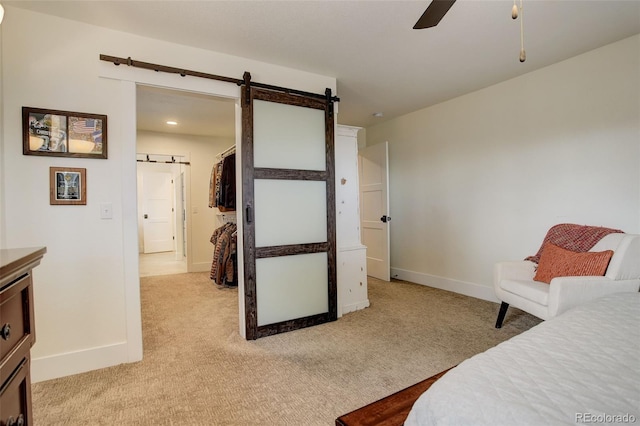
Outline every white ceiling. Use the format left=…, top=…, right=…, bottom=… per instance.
left=7, top=1, right=640, bottom=137
left=136, top=86, right=236, bottom=138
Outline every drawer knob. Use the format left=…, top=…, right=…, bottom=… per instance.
left=0, top=323, right=10, bottom=340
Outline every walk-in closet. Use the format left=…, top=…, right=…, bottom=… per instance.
left=209, top=145, right=238, bottom=288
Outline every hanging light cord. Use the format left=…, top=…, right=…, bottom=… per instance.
left=512, top=0, right=526, bottom=62
left=519, top=0, right=526, bottom=62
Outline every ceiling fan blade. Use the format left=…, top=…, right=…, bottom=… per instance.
left=413, top=0, right=457, bottom=29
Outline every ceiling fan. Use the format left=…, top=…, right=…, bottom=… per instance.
left=413, top=0, right=456, bottom=29
left=413, top=0, right=527, bottom=62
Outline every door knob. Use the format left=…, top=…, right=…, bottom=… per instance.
left=144, top=214, right=148, bottom=219
left=380, top=215, right=391, bottom=223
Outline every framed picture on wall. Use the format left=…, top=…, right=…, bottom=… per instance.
left=50, top=167, right=87, bottom=205
left=23, top=107, right=108, bottom=159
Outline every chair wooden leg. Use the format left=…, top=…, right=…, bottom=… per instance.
left=495, top=302, right=509, bottom=329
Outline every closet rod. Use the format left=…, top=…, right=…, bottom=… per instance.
left=218, top=145, right=236, bottom=158
left=137, top=154, right=191, bottom=165
left=99, top=54, right=340, bottom=103
left=137, top=159, right=191, bottom=165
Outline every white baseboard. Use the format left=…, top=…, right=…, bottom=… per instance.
left=390, top=267, right=499, bottom=303
left=32, top=342, right=130, bottom=383
left=341, top=299, right=370, bottom=316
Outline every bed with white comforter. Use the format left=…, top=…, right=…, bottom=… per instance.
left=405, top=292, right=640, bottom=426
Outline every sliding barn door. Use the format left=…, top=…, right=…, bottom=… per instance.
left=242, top=85, right=336, bottom=339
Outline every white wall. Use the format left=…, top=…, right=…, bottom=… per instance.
left=0, top=6, right=335, bottom=382
left=0, top=25, right=5, bottom=248
left=137, top=131, right=234, bottom=270
left=365, top=35, right=640, bottom=301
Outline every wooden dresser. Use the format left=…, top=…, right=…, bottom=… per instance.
left=0, top=247, right=46, bottom=426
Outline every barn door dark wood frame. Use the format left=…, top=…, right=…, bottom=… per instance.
left=242, top=81, right=337, bottom=340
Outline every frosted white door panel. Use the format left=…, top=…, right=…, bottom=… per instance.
left=254, top=179, right=327, bottom=247
left=254, top=100, right=326, bottom=171
left=256, top=253, right=329, bottom=326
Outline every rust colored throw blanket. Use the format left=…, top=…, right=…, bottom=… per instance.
left=525, top=223, right=623, bottom=264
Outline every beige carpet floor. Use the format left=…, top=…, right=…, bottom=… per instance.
left=32, top=273, right=540, bottom=425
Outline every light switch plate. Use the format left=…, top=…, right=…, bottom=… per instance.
left=100, top=202, right=113, bottom=219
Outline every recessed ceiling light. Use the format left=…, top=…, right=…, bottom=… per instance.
left=372, top=112, right=383, bottom=118
left=166, top=121, right=178, bottom=125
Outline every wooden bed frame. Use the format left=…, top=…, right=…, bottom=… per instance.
left=335, top=367, right=453, bottom=426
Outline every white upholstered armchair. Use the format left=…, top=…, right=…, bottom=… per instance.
left=494, top=232, right=640, bottom=328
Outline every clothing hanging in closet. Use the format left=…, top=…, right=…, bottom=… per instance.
left=208, top=153, right=236, bottom=211
left=210, top=222, right=237, bottom=287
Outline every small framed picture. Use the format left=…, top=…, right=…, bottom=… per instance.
left=23, top=107, right=107, bottom=159
left=50, top=167, right=87, bottom=205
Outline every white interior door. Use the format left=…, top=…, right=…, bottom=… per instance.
left=142, top=171, right=175, bottom=253
left=242, top=85, right=337, bottom=340
left=359, top=142, right=390, bottom=281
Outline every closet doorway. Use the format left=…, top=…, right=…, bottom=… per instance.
left=136, top=85, right=236, bottom=278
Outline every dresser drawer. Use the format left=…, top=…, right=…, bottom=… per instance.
left=0, top=273, right=33, bottom=363
left=0, top=356, right=31, bottom=426
left=0, top=248, right=44, bottom=426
